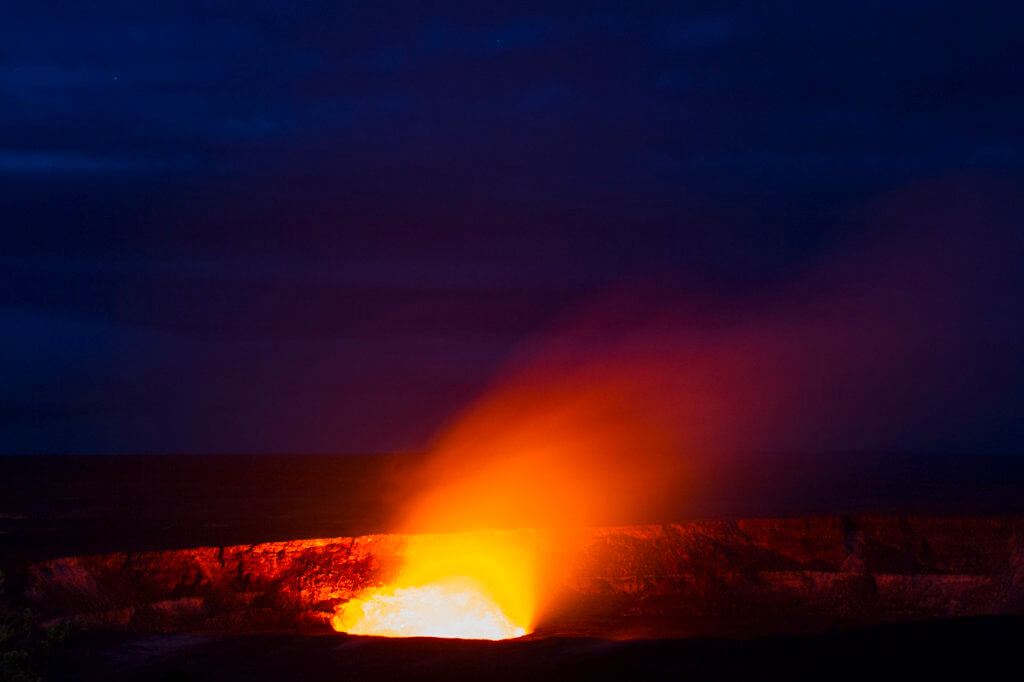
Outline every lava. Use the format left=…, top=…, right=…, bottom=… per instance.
left=331, top=577, right=525, bottom=639
left=331, top=531, right=534, bottom=639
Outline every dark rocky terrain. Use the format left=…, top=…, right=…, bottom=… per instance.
left=42, top=616, right=1024, bottom=682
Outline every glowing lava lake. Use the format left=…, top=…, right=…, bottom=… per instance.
left=329, top=532, right=535, bottom=639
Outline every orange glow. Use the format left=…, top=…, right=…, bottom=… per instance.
left=334, top=310, right=691, bottom=639
left=401, top=359, right=689, bottom=533
left=331, top=185, right=1024, bottom=639
left=331, top=531, right=534, bottom=639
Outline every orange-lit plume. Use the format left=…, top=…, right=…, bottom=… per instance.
left=334, top=294, right=702, bottom=639
left=401, top=341, right=692, bottom=532
left=330, top=287, right=700, bottom=639
left=333, top=176, right=1023, bottom=639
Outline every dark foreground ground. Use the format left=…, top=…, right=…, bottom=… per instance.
left=43, top=616, right=1024, bottom=682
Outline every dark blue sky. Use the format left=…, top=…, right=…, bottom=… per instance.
left=2, top=1, right=1022, bottom=454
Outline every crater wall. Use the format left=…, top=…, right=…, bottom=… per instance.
left=25, top=516, right=1024, bottom=637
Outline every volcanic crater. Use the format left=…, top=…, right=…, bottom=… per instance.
left=26, top=515, right=1024, bottom=639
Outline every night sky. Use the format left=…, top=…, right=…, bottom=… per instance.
left=3, top=1, right=1022, bottom=455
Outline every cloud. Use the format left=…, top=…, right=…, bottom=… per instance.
left=419, top=19, right=553, bottom=55
left=0, top=150, right=168, bottom=173
left=0, top=304, right=515, bottom=454
left=657, top=15, right=742, bottom=50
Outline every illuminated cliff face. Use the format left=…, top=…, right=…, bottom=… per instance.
left=26, top=517, right=1024, bottom=637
